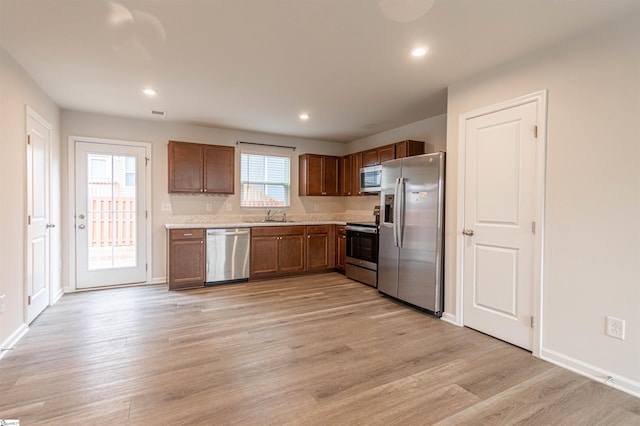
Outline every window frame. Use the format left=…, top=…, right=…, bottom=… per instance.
left=239, top=150, right=292, bottom=209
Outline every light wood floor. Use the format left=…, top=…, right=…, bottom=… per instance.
left=1, top=273, right=639, bottom=425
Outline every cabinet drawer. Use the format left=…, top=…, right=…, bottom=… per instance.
left=251, top=226, right=305, bottom=237
left=170, top=229, right=205, bottom=240
left=306, top=225, right=332, bottom=234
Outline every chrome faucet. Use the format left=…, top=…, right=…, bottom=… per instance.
left=265, top=209, right=286, bottom=222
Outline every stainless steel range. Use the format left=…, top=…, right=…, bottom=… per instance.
left=345, top=222, right=378, bottom=287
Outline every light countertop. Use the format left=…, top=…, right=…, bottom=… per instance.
left=165, top=220, right=352, bottom=230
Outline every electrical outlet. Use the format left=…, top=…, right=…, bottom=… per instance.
left=161, top=203, right=172, bottom=212
left=606, top=316, right=625, bottom=340
left=206, top=203, right=213, bottom=212
left=0, top=294, right=5, bottom=315
left=226, top=203, right=232, bottom=211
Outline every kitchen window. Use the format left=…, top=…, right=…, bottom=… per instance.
left=240, top=152, right=290, bottom=208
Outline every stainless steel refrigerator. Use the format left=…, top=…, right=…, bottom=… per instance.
left=378, top=152, right=445, bottom=316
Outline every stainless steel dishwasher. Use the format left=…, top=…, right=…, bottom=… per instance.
left=205, top=228, right=250, bottom=284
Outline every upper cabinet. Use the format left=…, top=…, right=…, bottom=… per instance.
left=395, top=140, right=425, bottom=159
left=168, top=140, right=234, bottom=194
left=339, top=155, right=352, bottom=196
left=299, top=154, right=340, bottom=196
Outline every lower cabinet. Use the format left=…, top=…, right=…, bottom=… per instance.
left=250, top=225, right=338, bottom=278
left=306, top=225, right=335, bottom=272
left=250, top=226, right=305, bottom=278
left=336, top=225, right=346, bottom=272
left=168, top=228, right=205, bottom=290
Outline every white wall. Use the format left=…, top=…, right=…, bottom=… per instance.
left=0, top=47, right=61, bottom=347
left=60, top=111, right=347, bottom=285
left=445, top=14, right=640, bottom=390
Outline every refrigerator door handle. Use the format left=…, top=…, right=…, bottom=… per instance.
left=393, top=177, right=400, bottom=247
left=397, top=178, right=405, bottom=248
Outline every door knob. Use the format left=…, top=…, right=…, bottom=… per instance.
left=462, top=229, right=474, bottom=236
left=46, top=223, right=56, bottom=228
left=78, top=214, right=85, bottom=220
left=78, top=224, right=86, bottom=229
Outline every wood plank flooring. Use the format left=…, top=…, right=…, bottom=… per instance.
left=1, top=273, right=638, bottom=425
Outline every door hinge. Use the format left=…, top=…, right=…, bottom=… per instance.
left=27, top=134, right=31, bottom=145
left=532, top=221, right=536, bottom=234
left=145, top=157, right=150, bottom=166
left=28, top=295, right=32, bottom=305
left=145, top=210, right=148, bottom=219
left=145, top=263, right=148, bottom=271
left=533, top=125, right=538, bottom=138
left=28, top=215, right=31, bottom=225
left=530, top=316, right=535, bottom=328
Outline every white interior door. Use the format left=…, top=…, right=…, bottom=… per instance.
left=26, top=107, right=52, bottom=323
left=462, top=100, right=538, bottom=350
left=74, top=141, right=148, bottom=288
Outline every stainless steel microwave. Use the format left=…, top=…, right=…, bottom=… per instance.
left=360, top=165, right=382, bottom=193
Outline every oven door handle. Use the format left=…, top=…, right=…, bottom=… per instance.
left=346, top=225, right=378, bottom=234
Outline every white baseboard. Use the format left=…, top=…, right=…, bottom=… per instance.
left=52, top=288, right=64, bottom=304
left=541, top=347, right=640, bottom=399
left=0, top=323, right=29, bottom=361
left=441, top=312, right=459, bottom=326
left=151, top=276, right=167, bottom=285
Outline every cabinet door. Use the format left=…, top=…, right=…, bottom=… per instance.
left=323, top=156, right=340, bottom=196
left=336, top=225, right=346, bottom=271
left=340, top=155, right=352, bottom=196
left=378, top=144, right=396, bottom=163
left=352, top=152, right=363, bottom=195
left=300, top=154, right=324, bottom=196
left=250, top=236, right=279, bottom=277
left=204, top=145, right=234, bottom=194
left=396, top=140, right=425, bottom=158
left=337, top=234, right=346, bottom=271
left=168, top=141, right=203, bottom=193
left=279, top=234, right=305, bottom=274
left=169, top=237, right=205, bottom=289
left=307, top=233, right=329, bottom=270
left=362, top=148, right=379, bottom=166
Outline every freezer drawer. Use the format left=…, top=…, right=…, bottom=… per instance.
left=206, top=228, right=250, bottom=283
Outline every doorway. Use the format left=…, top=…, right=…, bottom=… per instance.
left=69, top=137, right=151, bottom=289
left=456, top=91, right=546, bottom=355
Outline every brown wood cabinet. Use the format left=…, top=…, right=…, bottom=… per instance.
left=299, top=154, right=340, bottom=196
left=351, top=152, right=363, bottom=196
left=336, top=225, right=346, bottom=272
left=306, top=225, right=335, bottom=272
left=395, top=140, right=425, bottom=158
left=362, top=148, right=379, bottom=167
left=340, top=155, right=353, bottom=196
left=168, top=228, right=205, bottom=290
left=168, top=140, right=234, bottom=194
left=378, top=144, right=396, bottom=163
left=250, top=226, right=305, bottom=278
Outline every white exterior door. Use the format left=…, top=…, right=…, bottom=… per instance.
left=74, top=140, right=148, bottom=288
left=26, top=108, right=52, bottom=323
left=462, top=100, right=539, bottom=350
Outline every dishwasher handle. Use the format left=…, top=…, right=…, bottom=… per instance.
left=206, top=229, right=250, bottom=236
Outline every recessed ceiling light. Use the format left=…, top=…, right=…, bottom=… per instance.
left=142, top=87, right=157, bottom=96
left=411, top=47, right=428, bottom=57
left=299, top=113, right=310, bottom=120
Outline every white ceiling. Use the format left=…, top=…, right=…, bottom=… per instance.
left=1, top=0, right=638, bottom=142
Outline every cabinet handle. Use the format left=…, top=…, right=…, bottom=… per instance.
left=204, top=189, right=207, bottom=192
left=183, top=233, right=193, bottom=236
